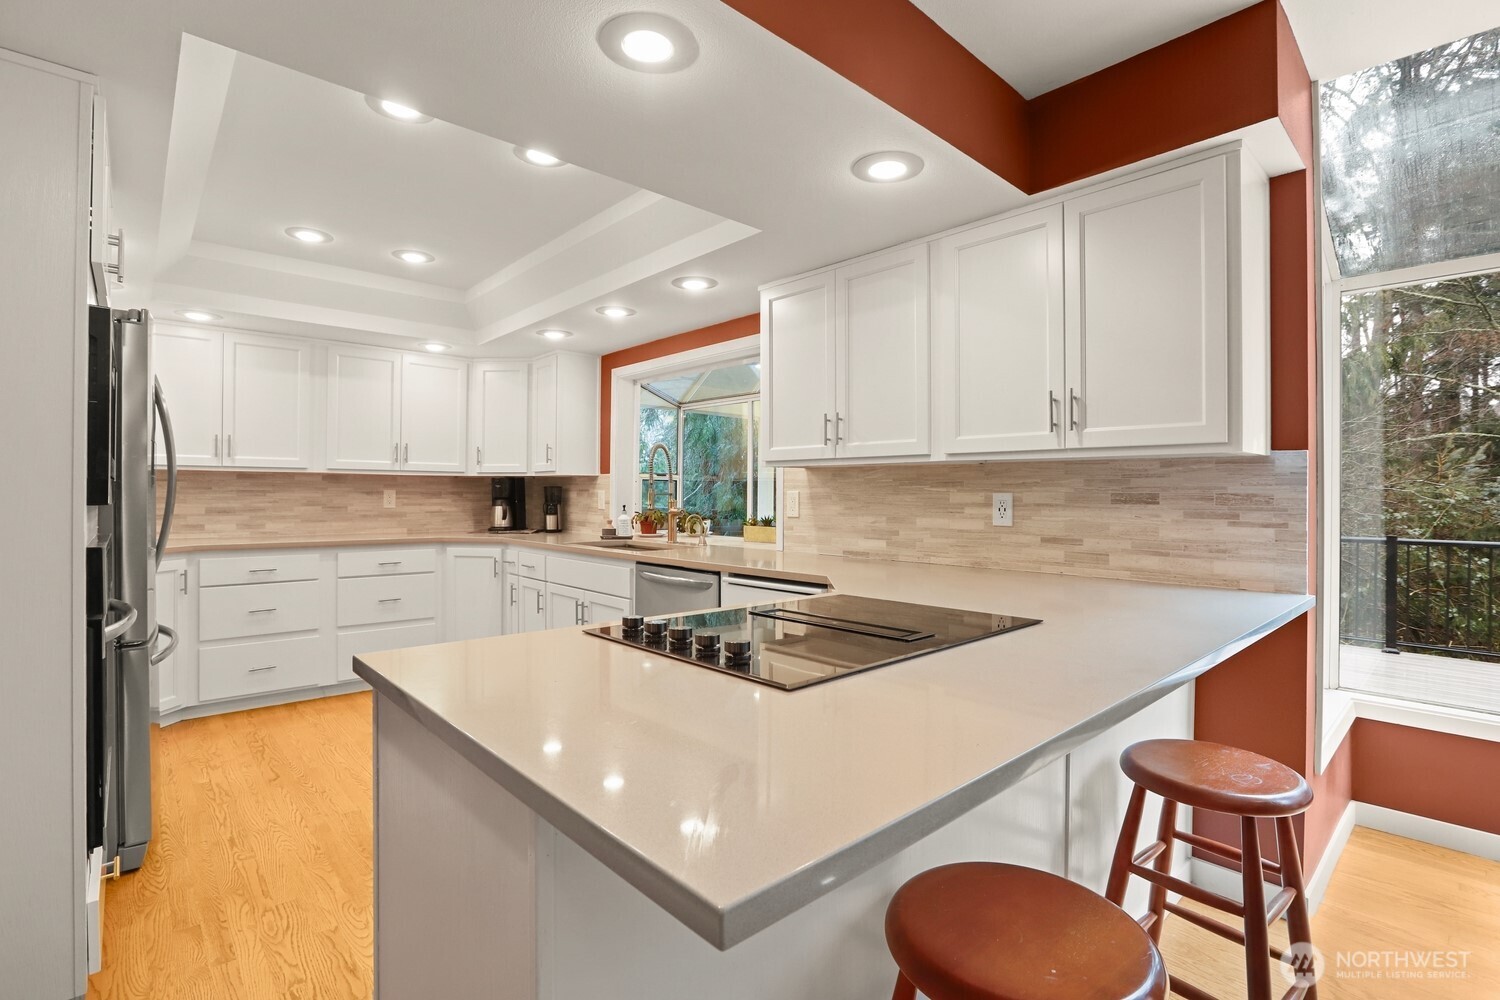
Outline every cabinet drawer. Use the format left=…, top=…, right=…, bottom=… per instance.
left=515, top=548, right=545, bottom=579
left=199, top=580, right=321, bottom=640
left=199, top=634, right=326, bottom=702
left=199, top=552, right=322, bottom=587
left=337, top=573, right=436, bottom=627
left=337, top=622, right=440, bottom=683
left=547, top=555, right=632, bottom=599
left=337, top=547, right=437, bottom=578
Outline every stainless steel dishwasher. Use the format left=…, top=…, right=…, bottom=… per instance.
left=634, top=563, right=722, bottom=617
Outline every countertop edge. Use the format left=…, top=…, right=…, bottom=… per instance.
left=356, top=593, right=1315, bottom=950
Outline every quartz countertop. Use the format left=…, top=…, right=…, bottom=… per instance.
left=354, top=553, right=1313, bottom=949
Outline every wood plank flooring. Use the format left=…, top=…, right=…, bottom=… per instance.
left=91, top=692, right=1500, bottom=999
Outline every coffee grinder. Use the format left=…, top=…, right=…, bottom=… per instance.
left=543, top=485, right=564, bottom=533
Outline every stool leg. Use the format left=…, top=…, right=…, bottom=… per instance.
left=1276, top=816, right=1318, bottom=1000
left=891, top=971, right=917, bottom=1000
left=1106, top=784, right=1148, bottom=906
left=1145, top=799, right=1178, bottom=943
left=1240, top=817, right=1273, bottom=1000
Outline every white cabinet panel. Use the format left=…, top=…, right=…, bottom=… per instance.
left=581, top=591, right=630, bottom=626
left=337, top=547, right=438, bottom=578
left=198, top=634, right=325, bottom=702
left=337, top=622, right=439, bottom=683
left=546, top=582, right=586, bottom=630
left=327, top=345, right=402, bottom=471
left=88, top=95, right=116, bottom=307
left=502, top=564, right=521, bottom=636
left=835, top=244, right=930, bottom=459
left=471, top=361, right=529, bottom=475
left=1065, top=156, right=1229, bottom=449
left=546, top=555, right=632, bottom=600
left=199, top=551, right=321, bottom=587
left=934, top=206, right=1065, bottom=455
left=337, top=574, right=437, bottom=628
left=519, top=577, right=547, bottom=633
left=446, top=549, right=505, bottom=642
left=761, top=272, right=837, bottom=462
left=530, top=356, right=558, bottom=473
left=199, top=580, right=320, bottom=641
left=223, top=333, right=313, bottom=468
left=153, top=324, right=222, bottom=466
left=153, top=560, right=186, bottom=715
left=401, top=353, right=467, bottom=473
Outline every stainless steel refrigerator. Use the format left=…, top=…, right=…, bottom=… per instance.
left=87, top=306, right=177, bottom=873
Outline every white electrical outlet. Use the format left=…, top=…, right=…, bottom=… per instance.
left=383, top=490, right=396, bottom=509
left=786, top=490, right=801, bottom=518
left=596, top=489, right=607, bottom=510
left=992, top=492, right=1013, bottom=527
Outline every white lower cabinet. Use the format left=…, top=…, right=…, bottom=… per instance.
left=199, top=634, right=325, bottom=702
left=153, top=559, right=187, bottom=716
left=446, top=548, right=506, bottom=642
left=546, top=582, right=588, bottom=630
left=580, top=591, right=630, bottom=626
left=519, top=576, right=547, bottom=634
left=195, top=554, right=330, bottom=706
left=337, top=623, right=439, bottom=684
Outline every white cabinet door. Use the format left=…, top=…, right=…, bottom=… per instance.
left=519, top=577, right=548, bottom=633
left=546, top=582, right=585, bottom=630
left=153, top=325, right=223, bottom=466
left=580, top=591, right=630, bottom=626
left=223, top=333, right=312, bottom=468
left=933, top=206, right=1066, bottom=455
left=761, top=272, right=837, bottom=462
left=1065, top=156, right=1229, bottom=449
left=327, top=345, right=402, bottom=470
left=401, top=353, right=467, bottom=473
left=446, top=549, right=505, bottom=642
left=835, top=244, right=930, bottom=459
left=153, top=560, right=186, bottom=716
left=472, top=361, right=529, bottom=475
left=530, top=357, right=558, bottom=473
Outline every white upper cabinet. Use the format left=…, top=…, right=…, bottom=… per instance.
left=153, top=324, right=223, bottom=467
left=471, top=361, right=529, bottom=475
left=761, top=272, right=837, bottom=462
left=1064, top=155, right=1230, bottom=450
left=933, top=205, right=1065, bottom=455
left=529, top=352, right=598, bottom=475
left=223, top=333, right=313, bottom=468
left=835, top=244, right=930, bottom=459
left=400, top=353, right=468, bottom=473
left=327, top=345, right=402, bottom=471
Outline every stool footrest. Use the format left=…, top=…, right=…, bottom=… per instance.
left=1265, top=886, right=1297, bottom=925
left=1128, top=862, right=1244, bottom=918
left=1174, top=828, right=1283, bottom=878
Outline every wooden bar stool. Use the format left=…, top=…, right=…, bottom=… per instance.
left=1105, top=739, right=1317, bottom=1000
left=885, top=862, right=1169, bottom=1000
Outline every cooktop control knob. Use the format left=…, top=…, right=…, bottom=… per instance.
left=667, top=626, right=695, bottom=648
left=693, top=633, right=721, bottom=657
left=723, top=639, right=753, bottom=667
left=643, top=620, right=668, bottom=641
left=620, top=616, right=645, bottom=635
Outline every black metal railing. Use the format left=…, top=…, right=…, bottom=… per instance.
left=1341, top=536, right=1500, bottom=661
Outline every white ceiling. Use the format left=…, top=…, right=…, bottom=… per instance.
left=1280, top=0, right=1499, bottom=82
left=909, top=0, right=1256, bottom=99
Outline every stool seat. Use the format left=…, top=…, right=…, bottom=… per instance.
left=885, top=862, right=1168, bottom=1000
left=1121, top=739, right=1312, bottom=818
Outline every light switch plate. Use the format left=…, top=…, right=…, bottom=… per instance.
left=383, top=490, right=396, bottom=509
left=596, top=489, right=607, bottom=510
left=786, top=490, right=801, bottom=518
left=992, top=492, right=1013, bottom=527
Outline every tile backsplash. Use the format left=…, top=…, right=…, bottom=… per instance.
left=781, top=453, right=1309, bottom=593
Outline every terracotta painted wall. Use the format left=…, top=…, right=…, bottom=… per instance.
left=1352, top=721, right=1500, bottom=836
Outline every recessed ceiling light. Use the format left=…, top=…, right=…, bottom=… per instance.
left=597, top=306, right=636, bottom=319
left=364, top=95, right=433, bottom=123
left=177, top=309, right=220, bottom=323
left=421, top=341, right=450, bottom=353
left=598, top=13, right=698, bottom=73
left=671, top=276, right=717, bottom=292
left=853, top=151, right=924, bottom=183
left=285, top=226, right=333, bottom=244
left=393, top=249, right=435, bottom=264
left=513, top=146, right=566, bottom=168
left=537, top=329, right=573, bottom=341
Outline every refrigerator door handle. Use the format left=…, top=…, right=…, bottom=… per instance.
left=103, top=599, right=138, bottom=644
left=153, top=377, right=177, bottom=569
left=149, top=624, right=179, bottom=666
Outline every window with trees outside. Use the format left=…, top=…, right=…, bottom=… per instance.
left=1324, top=27, right=1500, bottom=714
left=636, top=361, right=774, bottom=538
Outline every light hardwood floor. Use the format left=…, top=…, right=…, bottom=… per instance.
left=91, top=693, right=1500, bottom=999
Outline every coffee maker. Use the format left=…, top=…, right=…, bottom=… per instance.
left=489, top=477, right=527, bottom=532
left=543, top=485, right=564, bottom=533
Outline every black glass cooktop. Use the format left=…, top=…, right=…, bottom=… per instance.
left=584, top=594, right=1041, bottom=691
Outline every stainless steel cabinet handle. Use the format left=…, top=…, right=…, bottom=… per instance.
left=1069, top=390, right=1080, bottom=431
left=546, top=443, right=553, bottom=463
left=227, top=433, right=233, bottom=460
left=536, top=590, right=544, bottom=613
left=493, top=557, right=499, bottom=578
left=574, top=599, right=583, bottom=626
left=509, top=583, right=518, bottom=606
left=248, top=607, right=277, bottom=614
left=835, top=413, right=844, bottom=444
left=476, top=446, right=482, bottom=469
left=248, top=664, right=278, bottom=673
left=378, top=561, right=403, bottom=567
left=639, top=570, right=716, bottom=590
left=403, top=443, right=409, bottom=464
left=248, top=568, right=277, bottom=575
left=582, top=602, right=591, bottom=624
left=179, top=570, right=188, bottom=595
left=393, top=442, right=399, bottom=465
left=823, top=413, right=831, bottom=446
left=1048, top=391, right=1059, bottom=433
left=213, top=433, right=220, bottom=459
left=377, top=597, right=403, bottom=604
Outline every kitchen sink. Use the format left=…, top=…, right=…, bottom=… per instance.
left=576, top=539, right=679, bottom=551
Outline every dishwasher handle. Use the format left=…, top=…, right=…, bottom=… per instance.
left=638, top=570, right=717, bottom=590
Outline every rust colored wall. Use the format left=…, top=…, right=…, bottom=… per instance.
left=1304, top=732, right=1354, bottom=868
left=597, top=313, right=759, bottom=473
left=1352, top=721, right=1500, bottom=836
left=718, top=0, right=1032, bottom=190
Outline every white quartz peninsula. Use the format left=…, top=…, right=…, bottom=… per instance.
left=356, top=556, right=1312, bottom=1000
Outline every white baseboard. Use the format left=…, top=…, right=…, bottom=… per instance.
left=1303, top=801, right=1357, bottom=914
left=1356, top=803, right=1500, bottom=862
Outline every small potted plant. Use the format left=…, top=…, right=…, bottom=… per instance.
left=742, top=516, right=776, bottom=544
left=632, top=509, right=667, bottom=535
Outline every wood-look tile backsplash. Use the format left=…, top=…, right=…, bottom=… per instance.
left=781, top=453, right=1309, bottom=593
